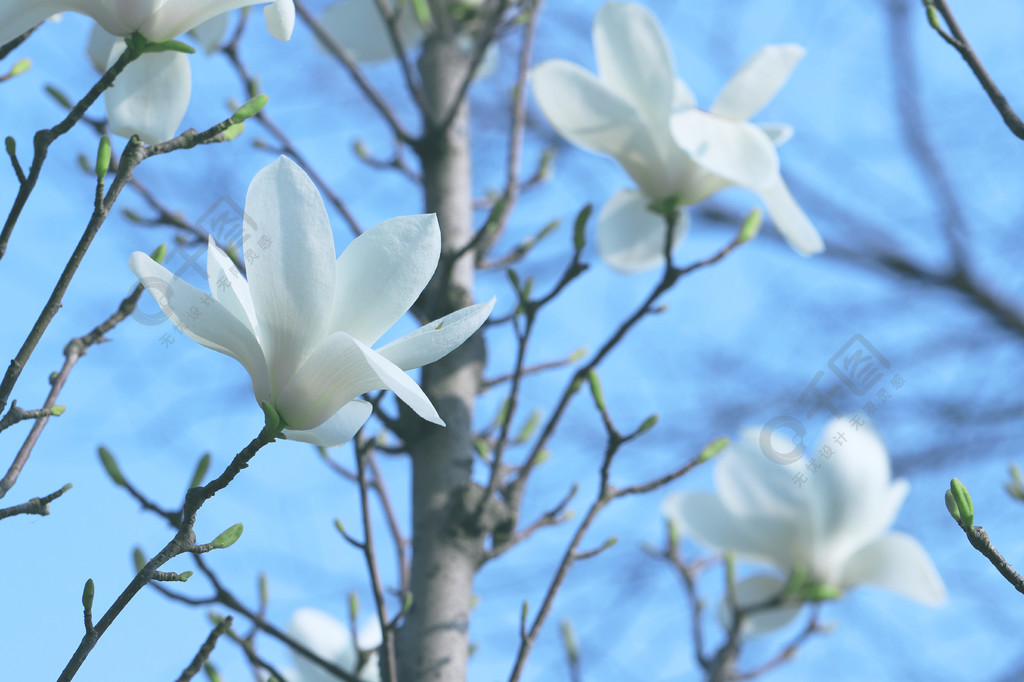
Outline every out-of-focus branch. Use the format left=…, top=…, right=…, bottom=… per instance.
left=921, top=0, right=1024, bottom=140
left=175, top=615, right=233, bottom=682
left=0, top=482, right=72, bottom=520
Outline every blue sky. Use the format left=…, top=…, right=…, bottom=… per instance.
left=3, top=1, right=1024, bottom=680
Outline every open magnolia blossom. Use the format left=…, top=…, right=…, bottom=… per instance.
left=531, top=1, right=823, bottom=273
left=285, top=608, right=381, bottom=682
left=130, top=156, right=494, bottom=447
left=83, top=2, right=293, bottom=144
left=0, top=0, right=293, bottom=46
left=320, top=0, right=496, bottom=74
left=663, top=417, right=946, bottom=635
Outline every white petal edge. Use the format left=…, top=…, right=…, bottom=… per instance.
left=711, top=44, right=806, bottom=121
left=320, top=0, right=424, bottom=62
left=190, top=13, right=228, bottom=52
left=129, top=251, right=270, bottom=400
left=718, top=574, right=804, bottom=637
left=756, top=176, right=825, bottom=255
left=288, top=607, right=360, bottom=679
left=106, top=50, right=192, bottom=144
left=244, top=156, right=337, bottom=394
left=840, top=532, right=947, bottom=605
left=596, top=189, right=688, bottom=274
left=332, top=214, right=441, bottom=346
left=265, top=0, right=295, bottom=40
left=206, top=237, right=259, bottom=338
left=669, top=109, right=780, bottom=191
left=278, top=332, right=442, bottom=431
left=378, top=298, right=495, bottom=371
left=760, top=123, right=793, bottom=146
left=593, top=2, right=675, bottom=122
left=283, top=400, right=372, bottom=447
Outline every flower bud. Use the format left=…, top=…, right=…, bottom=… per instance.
left=210, top=523, right=244, bottom=550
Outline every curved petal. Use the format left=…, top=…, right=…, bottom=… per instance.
left=139, top=0, right=270, bottom=41
left=756, top=176, right=825, bottom=255
left=332, top=214, right=440, bottom=346
left=711, top=44, right=805, bottom=121
left=718, top=575, right=803, bottom=637
left=377, top=298, right=495, bottom=370
left=664, top=491, right=796, bottom=571
left=244, top=156, right=337, bottom=395
left=669, top=109, right=779, bottom=190
left=714, top=432, right=806, bottom=520
left=265, top=0, right=294, bottom=40
left=283, top=400, right=372, bottom=447
left=129, top=251, right=270, bottom=400
left=206, top=237, right=258, bottom=338
left=840, top=532, right=947, bottom=605
left=760, top=123, right=793, bottom=146
left=593, top=2, right=675, bottom=122
left=288, top=608, right=360, bottom=681
left=278, top=332, right=441, bottom=431
left=673, top=78, right=697, bottom=110
left=320, top=0, right=424, bottom=62
left=87, top=24, right=119, bottom=72
left=190, top=13, right=228, bottom=52
left=106, top=50, right=191, bottom=144
left=596, top=189, right=687, bottom=273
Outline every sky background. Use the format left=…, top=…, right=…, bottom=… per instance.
left=3, top=0, right=1024, bottom=680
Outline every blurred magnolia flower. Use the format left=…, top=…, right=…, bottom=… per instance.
left=0, top=0, right=293, bottom=45
left=320, top=0, right=496, bottom=75
left=82, top=2, right=292, bottom=144
left=285, top=608, right=381, bottom=682
left=130, top=156, right=494, bottom=447
left=531, top=1, right=823, bottom=273
left=663, top=417, right=946, bottom=636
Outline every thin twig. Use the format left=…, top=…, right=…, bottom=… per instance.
left=176, top=616, right=233, bottom=682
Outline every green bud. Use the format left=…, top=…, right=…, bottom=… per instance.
left=737, top=208, right=763, bottom=244
left=142, top=39, right=196, bottom=55
left=48, top=371, right=58, bottom=385
left=573, top=204, right=592, bottom=252
left=560, top=620, right=579, bottom=664
left=507, top=269, right=522, bottom=293
left=587, top=370, right=606, bottom=411
left=666, top=518, right=679, bottom=550
left=82, top=578, right=94, bottom=611
left=150, top=243, right=167, bottom=264
left=537, top=219, right=560, bottom=243
left=411, top=0, right=431, bottom=24
left=178, top=571, right=194, bottom=582
left=1005, top=464, right=1024, bottom=501
left=45, top=85, right=72, bottom=109
left=4, top=136, right=14, bottom=157
left=260, top=401, right=283, bottom=434
left=133, top=547, right=146, bottom=572
left=222, top=122, right=245, bottom=141
left=531, top=449, right=550, bottom=466
left=402, top=591, right=414, bottom=614
left=515, top=411, right=541, bottom=443
left=334, top=519, right=346, bottom=536
left=210, top=523, right=243, bottom=550
left=230, top=94, right=268, bottom=124
left=50, top=405, right=66, bottom=416
left=189, top=453, right=211, bottom=489
left=949, top=478, right=973, bottom=527
left=353, top=140, right=370, bottom=160
left=473, top=437, right=490, bottom=461
left=944, top=489, right=961, bottom=523
left=348, top=591, right=359, bottom=621
left=9, top=58, right=31, bottom=77
left=699, top=437, right=729, bottom=462
left=569, top=375, right=584, bottom=395
left=520, top=600, right=529, bottom=624
left=259, top=573, right=269, bottom=605
left=204, top=662, right=222, bottom=682
left=95, top=136, right=111, bottom=180
left=602, top=536, right=618, bottom=550
left=98, top=447, right=126, bottom=486
left=799, top=582, right=842, bottom=601
left=636, top=414, right=659, bottom=435
left=568, top=348, right=586, bottom=362
left=925, top=3, right=941, bottom=30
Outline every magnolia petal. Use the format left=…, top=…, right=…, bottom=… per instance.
left=289, top=608, right=361, bottom=681
left=760, top=123, right=793, bottom=146
left=265, top=0, right=294, bottom=41
left=841, top=532, right=947, bottom=605
left=673, top=78, right=697, bottom=110
left=593, top=2, right=675, bottom=122
left=532, top=60, right=649, bottom=160
left=711, top=44, right=806, bottom=121
left=332, top=214, right=440, bottom=346
left=596, top=189, right=688, bottom=274
left=0, top=1, right=69, bottom=45
left=756, top=176, right=825, bottom=255
left=106, top=50, right=191, bottom=144
left=206, top=237, right=259, bottom=338
left=244, top=156, right=337, bottom=395
left=283, top=400, right=372, bottom=447
left=190, top=13, right=228, bottom=52
left=669, top=109, right=779, bottom=190
left=139, top=0, right=270, bottom=42
left=714, top=432, right=806, bottom=520
left=129, top=251, right=270, bottom=400
left=87, top=24, right=118, bottom=72
left=320, top=0, right=424, bottom=62
left=378, top=298, right=495, bottom=371
left=718, top=575, right=803, bottom=637
left=278, top=332, right=441, bottom=431
left=663, top=491, right=795, bottom=571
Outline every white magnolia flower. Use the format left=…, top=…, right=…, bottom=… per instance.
left=81, top=1, right=293, bottom=144
left=531, top=1, right=823, bottom=273
left=285, top=608, right=381, bottom=682
left=130, top=156, right=494, bottom=447
left=320, top=0, right=496, bottom=75
left=663, top=417, right=946, bottom=635
left=0, top=0, right=293, bottom=45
